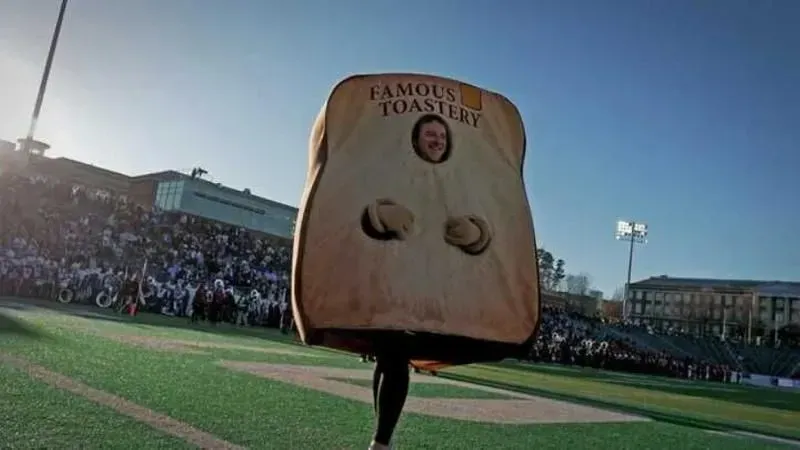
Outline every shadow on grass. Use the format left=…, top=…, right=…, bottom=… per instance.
left=440, top=371, right=800, bottom=443
left=494, top=361, right=800, bottom=413
left=0, top=311, right=48, bottom=340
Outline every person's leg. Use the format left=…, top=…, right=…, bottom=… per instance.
left=371, top=354, right=410, bottom=448
left=371, top=361, right=381, bottom=412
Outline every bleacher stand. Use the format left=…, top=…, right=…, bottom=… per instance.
left=0, top=172, right=291, bottom=328
left=1, top=170, right=798, bottom=380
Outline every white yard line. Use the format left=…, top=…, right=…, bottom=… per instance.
left=0, top=352, right=246, bottom=450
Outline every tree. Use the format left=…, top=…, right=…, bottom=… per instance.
left=565, top=272, right=592, bottom=296
left=611, top=286, right=625, bottom=301
left=537, top=247, right=568, bottom=291
left=553, top=258, right=566, bottom=291
left=537, top=248, right=555, bottom=290
left=537, top=247, right=567, bottom=291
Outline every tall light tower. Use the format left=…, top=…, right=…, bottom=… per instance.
left=18, top=0, right=69, bottom=155
left=615, top=220, right=648, bottom=319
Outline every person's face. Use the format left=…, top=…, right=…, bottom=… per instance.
left=418, top=121, right=447, bottom=162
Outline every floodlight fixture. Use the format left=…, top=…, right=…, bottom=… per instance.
left=615, top=220, right=649, bottom=320
left=615, top=220, right=648, bottom=243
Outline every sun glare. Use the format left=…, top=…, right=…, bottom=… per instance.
left=0, top=48, right=78, bottom=159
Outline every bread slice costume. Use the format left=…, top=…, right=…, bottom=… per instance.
left=292, top=73, right=540, bottom=370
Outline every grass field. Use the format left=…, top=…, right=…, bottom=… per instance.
left=1, top=298, right=799, bottom=449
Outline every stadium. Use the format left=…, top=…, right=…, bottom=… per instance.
left=1, top=141, right=799, bottom=449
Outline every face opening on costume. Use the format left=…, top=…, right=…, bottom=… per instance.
left=412, top=114, right=452, bottom=164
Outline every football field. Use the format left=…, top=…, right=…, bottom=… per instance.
left=1, top=298, right=799, bottom=449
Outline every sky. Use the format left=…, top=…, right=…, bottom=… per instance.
left=1, top=0, right=799, bottom=296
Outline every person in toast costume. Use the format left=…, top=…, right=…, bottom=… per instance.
left=292, top=73, right=541, bottom=449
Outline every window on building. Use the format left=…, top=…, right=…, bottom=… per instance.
left=790, top=298, right=800, bottom=324
left=154, top=180, right=185, bottom=211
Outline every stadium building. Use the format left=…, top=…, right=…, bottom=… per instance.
left=0, top=144, right=297, bottom=240
left=134, top=171, right=296, bottom=239
left=627, top=276, right=800, bottom=340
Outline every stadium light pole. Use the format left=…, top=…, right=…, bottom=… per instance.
left=19, top=0, right=69, bottom=154
left=615, top=220, right=648, bottom=320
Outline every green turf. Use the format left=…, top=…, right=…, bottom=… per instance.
left=1, top=300, right=798, bottom=449
left=500, top=361, right=800, bottom=412
left=330, top=377, right=515, bottom=399
left=0, top=362, right=192, bottom=449
left=0, top=311, right=48, bottom=339
left=444, top=363, right=800, bottom=440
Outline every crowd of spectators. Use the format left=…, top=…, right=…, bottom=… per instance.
left=0, top=173, right=292, bottom=322
left=0, top=171, right=793, bottom=382
left=528, top=306, right=733, bottom=382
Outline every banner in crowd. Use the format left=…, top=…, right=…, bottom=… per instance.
left=739, top=372, right=800, bottom=390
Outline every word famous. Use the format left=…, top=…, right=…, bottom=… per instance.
left=370, top=82, right=481, bottom=128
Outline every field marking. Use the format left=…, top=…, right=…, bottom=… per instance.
left=19, top=312, right=324, bottom=358
left=221, top=362, right=647, bottom=425
left=0, top=303, right=320, bottom=358
left=101, top=334, right=324, bottom=358
left=705, top=429, right=800, bottom=448
left=609, top=379, right=740, bottom=392
left=733, top=430, right=800, bottom=447
left=0, top=352, right=246, bottom=450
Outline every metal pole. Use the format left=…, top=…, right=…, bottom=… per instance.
left=722, top=306, right=728, bottom=341
left=21, top=0, right=68, bottom=152
left=622, top=229, right=635, bottom=320
left=747, top=291, right=754, bottom=345
left=775, top=300, right=782, bottom=348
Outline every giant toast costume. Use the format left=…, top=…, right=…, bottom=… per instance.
left=292, top=73, right=540, bottom=369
